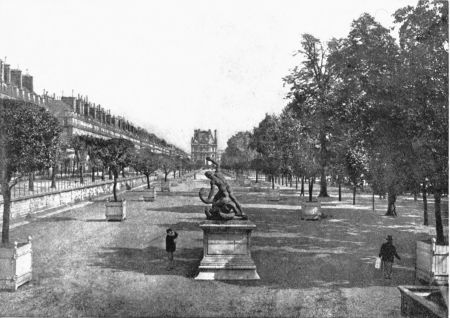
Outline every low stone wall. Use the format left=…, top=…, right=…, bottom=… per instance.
left=0, top=176, right=146, bottom=220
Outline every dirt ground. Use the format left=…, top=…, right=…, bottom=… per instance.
left=0, top=178, right=447, bottom=317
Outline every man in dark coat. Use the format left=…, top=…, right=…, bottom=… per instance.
left=166, top=228, right=178, bottom=270
left=379, top=235, right=401, bottom=279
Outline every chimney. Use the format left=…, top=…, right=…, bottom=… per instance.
left=4, top=64, right=11, bottom=84
left=0, top=60, right=3, bottom=83
left=214, top=129, right=217, bottom=143
left=22, top=74, right=34, bottom=92
left=10, top=69, right=22, bottom=88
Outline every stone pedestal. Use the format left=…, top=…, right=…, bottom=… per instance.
left=195, top=220, right=260, bottom=280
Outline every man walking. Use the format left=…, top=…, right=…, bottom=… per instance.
left=379, top=235, right=401, bottom=279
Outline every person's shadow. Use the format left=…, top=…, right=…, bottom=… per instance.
left=91, top=245, right=203, bottom=277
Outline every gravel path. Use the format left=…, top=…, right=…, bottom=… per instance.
left=0, top=181, right=446, bottom=317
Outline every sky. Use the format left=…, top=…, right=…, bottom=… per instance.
left=1, top=0, right=418, bottom=152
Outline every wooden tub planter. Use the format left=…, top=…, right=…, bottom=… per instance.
left=161, top=181, right=170, bottom=192
left=416, top=239, right=448, bottom=285
left=0, top=236, right=33, bottom=291
left=105, top=199, right=126, bottom=221
left=267, top=189, right=280, bottom=201
left=300, top=201, right=322, bottom=220
left=142, top=187, right=156, bottom=202
left=398, top=285, right=448, bottom=318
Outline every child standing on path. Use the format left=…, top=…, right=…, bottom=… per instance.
left=166, top=228, right=178, bottom=270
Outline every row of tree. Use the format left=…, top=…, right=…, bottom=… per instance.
left=222, top=0, right=448, bottom=244
left=0, top=98, right=193, bottom=244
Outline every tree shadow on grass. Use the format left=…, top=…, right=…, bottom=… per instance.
left=85, top=219, right=107, bottom=222
left=34, top=216, right=80, bottom=222
left=91, top=246, right=203, bottom=278
left=150, top=205, right=204, bottom=214
left=159, top=221, right=204, bottom=232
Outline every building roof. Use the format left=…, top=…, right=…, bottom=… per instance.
left=192, top=129, right=216, bottom=145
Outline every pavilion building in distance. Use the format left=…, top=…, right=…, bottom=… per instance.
left=191, top=129, right=218, bottom=165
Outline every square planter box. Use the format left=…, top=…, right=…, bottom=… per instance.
left=143, top=187, right=156, bottom=202
left=105, top=199, right=126, bottom=221
left=0, top=237, right=33, bottom=291
left=300, top=201, right=322, bottom=220
left=416, top=239, right=448, bottom=285
left=161, top=181, right=170, bottom=192
left=267, top=189, right=280, bottom=201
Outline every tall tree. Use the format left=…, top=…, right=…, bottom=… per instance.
left=132, top=147, right=160, bottom=189
left=159, top=154, right=175, bottom=182
left=394, top=0, right=448, bottom=243
left=250, top=114, right=283, bottom=190
left=221, top=131, right=256, bottom=176
left=284, top=34, right=338, bottom=197
left=96, top=138, right=134, bottom=202
left=0, top=99, right=61, bottom=244
left=328, top=13, right=409, bottom=216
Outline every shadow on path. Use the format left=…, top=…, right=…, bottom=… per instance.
left=91, top=246, right=203, bottom=278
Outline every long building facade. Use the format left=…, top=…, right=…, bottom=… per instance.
left=191, top=129, right=218, bottom=165
left=0, top=58, right=187, bottom=159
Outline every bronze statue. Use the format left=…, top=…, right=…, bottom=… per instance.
left=199, top=157, right=247, bottom=220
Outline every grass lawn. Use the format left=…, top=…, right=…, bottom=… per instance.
left=0, top=178, right=447, bottom=317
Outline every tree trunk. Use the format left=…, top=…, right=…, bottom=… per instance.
left=319, top=168, right=329, bottom=197
left=295, top=176, right=298, bottom=190
left=108, top=168, right=112, bottom=180
left=271, top=175, right=275, bottom=190
left=338, top=181, right=342, bottom=201
left=434, top=190, right=445, bottom=245
left=385, top=192, right=397, bottom=216
left=51, top=164, right=57, bottom=188
left=308, top=178, right=314, bottom=202
left=301, top=176, right=305, bottom=196
left=101, top=168, right=105, bottom=181
left=72, top=161, right=76, bottom=177
left=372, top=191, right=375, bottom=211
left=173, top=171, right=176, bottom=179
left=255, top=170, right=259, bottom=183
left=146, top=174, right=150, bottom=189
left=79, top=164, right=84, bottom=184
left=28, top=172, right=34, bottom=191
left=113, top=173, right=118, bottom=202
left=422, top=182, right=428, bottom=226
left=290, top=175, right=293, bottom=187
left=91, top=166, right=95, bottom=182
left=122, top=169, right=126, bottom=178
left=165, top=172, right=168, bottom=182
left=1, top=180, right=11, bottom=244
left=352, top=185, right=356, bottom=205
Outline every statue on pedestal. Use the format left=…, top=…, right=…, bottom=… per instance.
left=199, top=157, right=247, bottom=220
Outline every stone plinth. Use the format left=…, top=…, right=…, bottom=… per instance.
left=195, top=220, right=260, bottom=280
